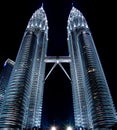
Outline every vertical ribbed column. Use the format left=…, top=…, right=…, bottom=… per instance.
left=79, top=30, right=117, bottom=128
left=77, top=30, right=94, bottom=129
left=33, top=31, right=47, bottom=128
left=68, top=31, right=89, bottom=129
left=0, top=31, right=36, bottom=129
left=25, top=31, right=47, bottom=129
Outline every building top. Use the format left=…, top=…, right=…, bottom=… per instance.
left=27, top=5, right=48, bottom=33
left=4, top=58, right=15, bottom=67
left=67, top=6, right=88, bottom=32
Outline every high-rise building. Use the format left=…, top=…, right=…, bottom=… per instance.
left=0, top=6, right=48, bottom=130
left=0, top=59, right=14, bottom=112
left=67, top=7, right=117, bottom=130
left=0, top=5, right=116, bottom=130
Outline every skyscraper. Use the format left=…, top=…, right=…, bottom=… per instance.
left=0, top=6, right=48, bottom=130
left=0, top=59, right=14, bottom=112
left=67, top=7, right=117, bottom=130
left=0, top=5, right=116, bottom=130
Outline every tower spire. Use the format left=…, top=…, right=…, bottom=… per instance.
left=72, top=1, right=76, bottom=8
left=41, top=3, right=44, bottom=9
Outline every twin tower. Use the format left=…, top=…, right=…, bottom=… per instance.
left=0, top=5, right=117, bottom=130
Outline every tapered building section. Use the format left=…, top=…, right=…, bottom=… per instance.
left=0, top=6, right=48, bottom=130
left=67, top=7, right=117, bottom=130
left=0, top=59, right=14, bottom=112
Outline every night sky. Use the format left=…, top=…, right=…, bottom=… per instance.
left=0, top=0, right=117, bottom=129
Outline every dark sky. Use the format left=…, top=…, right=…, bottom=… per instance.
left=0, top=0, right=117, bottom=129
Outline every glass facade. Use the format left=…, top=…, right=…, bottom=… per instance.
left=0, top=59, right=14, bottom=113
left=67, top=7, right=117, bottom=130
left=0, top=6, right=48, bottom=130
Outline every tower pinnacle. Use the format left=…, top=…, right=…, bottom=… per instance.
left=27, top=6, right=48, bottom=33
left=41, top=3, right=44, bottom=9
left=67, top=7, right=88, bottom=32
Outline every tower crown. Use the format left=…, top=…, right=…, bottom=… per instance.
left=4, top=58, right=15, bottom=67
left=67, top=7, right=88, bottom=32
left=27, top=6, right=48, bottom=32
